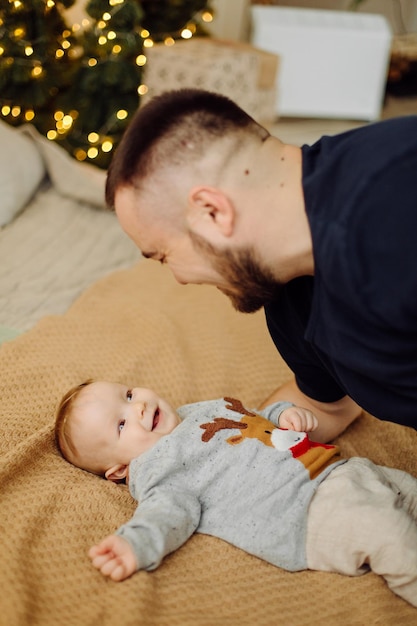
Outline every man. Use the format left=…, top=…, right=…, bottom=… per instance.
left=105, top=88, right=417, bottom=442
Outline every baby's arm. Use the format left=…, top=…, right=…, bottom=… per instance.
left=89, top=481, right=201, bottom=580
left=278, top=406, right=318, bottom=432
left=89, top=535, right=137, bottom=582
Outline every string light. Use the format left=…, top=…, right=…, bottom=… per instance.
left=31, top=65, right=43, bottom=78
left=87, top=146, right=98, bottom=159
left=62, top=114, right=73, bottom=129
left=13, top=27, right=25, bottom=38
left=0, top=0, right=213, bottom=166
left=74, top=149, right=87, bottom=161
left=102, top=140, right=113, bottom=152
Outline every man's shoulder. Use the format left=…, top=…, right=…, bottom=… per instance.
left=303, top=115, right=417, bottom=174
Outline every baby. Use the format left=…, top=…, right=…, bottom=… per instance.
left=55, top=380, right=417, bottom=607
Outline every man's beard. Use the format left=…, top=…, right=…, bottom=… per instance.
left=189, top=232, right=283, bottom=313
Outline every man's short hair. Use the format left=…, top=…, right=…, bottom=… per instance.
left=105, top=89, right=267, bottom=208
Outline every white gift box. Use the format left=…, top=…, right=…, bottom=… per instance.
left=251, top=6, right=392, bottom=120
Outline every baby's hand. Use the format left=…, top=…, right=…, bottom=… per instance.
left=279, top=407, right=318, bottom=432
left=88, top=534, right=137, bottom=582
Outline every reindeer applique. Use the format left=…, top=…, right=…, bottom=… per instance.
left=200, top=397, right=340, bottom=480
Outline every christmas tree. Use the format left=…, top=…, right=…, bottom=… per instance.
left=0, top=0, right=213, bottom=169
left=140, top=0, right=211, bottom=41
left=0, top=0, right=79, bottom=128
left=54, top=0, right=146, bottom=168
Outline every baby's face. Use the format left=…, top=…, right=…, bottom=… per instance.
left=70, top=381, right=180, bottom=477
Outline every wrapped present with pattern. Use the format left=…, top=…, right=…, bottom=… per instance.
left=141, top=37, right=280, bottom=123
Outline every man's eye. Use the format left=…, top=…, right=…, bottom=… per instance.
left=126, top=390, right=133, bottom=402
left=118, top=420, right=126, bottom=432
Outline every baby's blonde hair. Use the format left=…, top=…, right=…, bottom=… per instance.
left=54, top=379, right=94, bottom=467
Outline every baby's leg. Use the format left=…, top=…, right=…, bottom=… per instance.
left=375, top=465, right=417, bottom=521
left=306, top=457, right=417, bottom=607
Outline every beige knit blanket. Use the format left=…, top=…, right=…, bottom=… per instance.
left=0, top=261, right=416, bottom=626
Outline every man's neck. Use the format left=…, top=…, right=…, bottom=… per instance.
left=242, top=137, right=314, bottom=283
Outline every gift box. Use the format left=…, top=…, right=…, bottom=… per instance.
left=141, top=37, right=279, bottom=123
left=251, top=6, right=392, bottom=121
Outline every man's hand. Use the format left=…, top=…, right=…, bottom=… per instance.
left=279, top=406, right=318, bottom=432
left=88, top=535, right=137, bottom=581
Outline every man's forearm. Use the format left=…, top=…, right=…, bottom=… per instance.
left=259, top=378, right=362, bottom=443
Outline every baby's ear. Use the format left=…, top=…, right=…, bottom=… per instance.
left=105, top=464, right=128, bottom=483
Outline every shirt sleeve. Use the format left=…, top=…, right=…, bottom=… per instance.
left=116, top=485, right=201, bottom=571
left=260, top=401, right=294, bottom=426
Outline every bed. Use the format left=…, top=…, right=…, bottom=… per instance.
left=1, top=101, right=416, bottom=625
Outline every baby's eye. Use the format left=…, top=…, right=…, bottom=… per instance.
left=126, top=389, right=133, bottom=402
left=118, top=420, right=126, bottom=433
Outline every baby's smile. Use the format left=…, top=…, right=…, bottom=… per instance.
left=152, top=408, right=160, bottom=430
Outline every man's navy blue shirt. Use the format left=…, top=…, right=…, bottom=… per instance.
left=265, top=116, right=417, bottom=428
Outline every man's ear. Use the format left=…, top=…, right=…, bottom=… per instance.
left=105, top=464, right=128, bottom=483
left=188, top=186, right=235, bottom=238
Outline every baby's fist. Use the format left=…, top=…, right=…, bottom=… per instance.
left=89, top=534, right=137, bottom=582
left=279, top=407, right=318, bottom=432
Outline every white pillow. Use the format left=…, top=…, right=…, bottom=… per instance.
left=0, top=120, right=46, bottom=227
